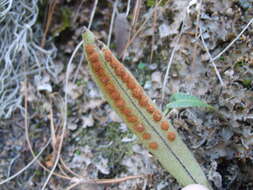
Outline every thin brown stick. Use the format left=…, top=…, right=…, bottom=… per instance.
left=212, top=17, right=253, bottom=61
left=199, top=26, right=224, bottom=86
left=41, top=0, right=58, bottom=48
left=126, top=0, right=132, bottom=16
left=41, top=104, right=68, bottom=189
left=0, top=138, right=51, bottom=185
left=94, top=174, right=146, bottom=184
left=88, top=0, right=98, bottom=29
left=39, top=31, right=85, bottom=189
left=73, top=0, right=86, bottom=23
left=107, top=0, right=118, bottom=47
left=73, top=54, right=85, bottom=83
left=191, top=0, right=202, bottom=66
left=49, top=99, right=57, bottom=151
left=161, top=17, right=186, bottom=104
left=60, top=157, right=83, bottom=178
left=66, top=174, right=146, bottom=190
left=24, top=79, right=72, bottom=180
left=149, top=0, right=158, bottom=64
left=66, top=181, right=81, bottom=190
left=58, top=162, right=69, bottom=178
left=121, top=0, right=168, bottom=58
left=131, top=0, right=142, bottom=33
left=121, top=0, right=142, bottom=60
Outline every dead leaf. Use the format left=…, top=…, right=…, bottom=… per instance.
left=34, top=74, right=52, bottom=92
left=113, top=13, right=130, bottom=55
left=159, top=23, right=171, bottom=38
left=109, top=110, right=122, bottom=122
left=151, top=71, right=162, bottom=84
left=64, top=82, right=83, bottom=99
left=81, top=114, right=94, bottom=128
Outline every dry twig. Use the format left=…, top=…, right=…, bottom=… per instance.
left=199, top=26, right=224, bottom=86
left=66, top=175, right=146, bottom=190
left=0, top=139, right=51, bottom=185
left=107, top=0, right=118, bottom=47
left=213, top=17, right=253, bottom=61
left=41, top=0, right=58, bottom=48
left=121, top=0, right=167, bottom=58
left=40, top=39, right=84, bottom=190
left=88, top=0, right=98, bottom=29
left=149, top=0, right=158, bottom=64
left=161, top=15, right=186, bottom=104
left=24, top=79, right=71, bottom=180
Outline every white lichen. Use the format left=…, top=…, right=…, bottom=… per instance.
left=0, top=0, right=56, bottom=118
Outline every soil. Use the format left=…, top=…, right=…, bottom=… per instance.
left=0, top=0, right=253, bottom=189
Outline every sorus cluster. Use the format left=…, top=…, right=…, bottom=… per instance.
left=85, top=44, right=176, bottom=150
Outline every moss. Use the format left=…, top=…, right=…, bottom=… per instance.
left=137, top=62, right=147, bottom=70
left=219, top=56, right=225, bottom=61
left=76, top=79, right=87, bottom=87
left=37, top=0, right=48, bottom=24
left=146, top=0, right=167, bottom=8
left=73, top=121, right=135, bottom=176
left=242, top=79, right=252, bottom=88
left=34, top=169, right=43, bottom=177
left=234, top=61, right=245, bottom=68
left=52, top=7, right=72, bottom=36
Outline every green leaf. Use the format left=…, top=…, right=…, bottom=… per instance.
left=242, top=79, right=252, bottom=88
left=170, top=93, right=200, bottom=102
left=146, top=0, right=167, bottom=7
left=167, top=93, right=213, bottom=109
left=146, top=0, right=155, bottom=7
left=52, top=7, right=71, bottom=36
left=82, top=31, right=212, bottom=189
left=137, top=62, right=146, bottom=70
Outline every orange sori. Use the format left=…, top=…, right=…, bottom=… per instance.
left=119, top=106, right=132, bottom=117
left=167, top=132, right=176, bottom=141
left=142, top=132, right=151, bottom=140
left=111, top=90, right=121, bottom=101
left=88, top=52, right=100, bottom=63
left=132, top=87, right=143, bottom=99
left=118, top=70, right=127, bottom=81
left=104, top=82, right=116, bottom=94
left=85, top=45, right=104, bottom=74
left=103, top=48, right=112, bottom=62
left=102, top=49, right=135, bottom=88
left=115, top=98, right=125, bottom=109
left=121, top=73, right=130, bottom=83
left=149, top=142, right=158, bottom=150
left=99, top=73, right=110, bottom=84
left=110, top=59, right=120, bottom=69
left=133, top=123, right=145, bottom=133
left=126, top=114, right=138, bottom=123
left=85, top=44, right=96, bottom=55
left=115, top=66, right=125, bottom=78
left=92, top=62, right=103, bottom=74
left=103, top=49, right=120, bottom=69
left=126, top=79, right=137, bottom=89
left=138, top=95, right=149, bottom=107
left=146, top=104, right=155, bottom=114
left=152, top=111, right=162, bottom=122
left=161, top=120, right=169, bottom=131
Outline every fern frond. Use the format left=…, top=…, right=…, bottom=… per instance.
left=82, top=30, right=213, bottom=189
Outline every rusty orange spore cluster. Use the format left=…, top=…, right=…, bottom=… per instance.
left=85, top=44, right=103, bottom=75
left=85, top=45, right=176, bottom=150
left=85, top=45, right=137, bottom=126
left=167, top=132, right=176, bottom=141
left=103, top=49, right=157, bottom=115
left=102, top=48, right=176, bottom=142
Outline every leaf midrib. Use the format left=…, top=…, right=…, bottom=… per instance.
left=100, top=54, right=198, bottom=184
